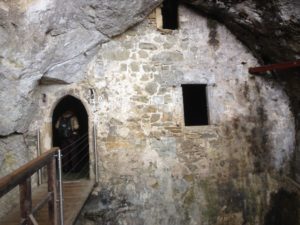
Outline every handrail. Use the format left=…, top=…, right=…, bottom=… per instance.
left=0, top=147, right=58, bottom=197
left=0, top=147, right=60, bottom=225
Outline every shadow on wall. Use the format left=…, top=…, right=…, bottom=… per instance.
left=264, top=188, right=299, bottom=225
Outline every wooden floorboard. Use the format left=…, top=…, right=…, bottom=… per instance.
left=0, top=179, right=94, bottom=225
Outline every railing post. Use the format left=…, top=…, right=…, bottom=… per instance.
left=20, top=178, right=32, bottom=225
left=93, top=123, right=99, bottom=183
left=37, top=130, right=42, bottom=186
left=48, top=156, right=58, bottom=225
left=57, top=149, right=64, bottom=225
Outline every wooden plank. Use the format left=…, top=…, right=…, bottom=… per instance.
left=19, top=178, right=32, bottom=225
left=0, top=180, right=94, bottom=225
left=48, top=158, right=58, bottom=225
left=0, top=148, right=58, bottom=197
left=249, top=60, right=300, bottom=75
left=62, top=180, right=94, bottom=225
left=32, top=192, right=52, bottom=215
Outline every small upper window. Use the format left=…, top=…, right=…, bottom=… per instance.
left=182, top=84, right=209, bottom=126
left=161, top=0, right=179, bottom=30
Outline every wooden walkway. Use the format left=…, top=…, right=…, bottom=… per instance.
left=0, top=179, right=94, bottom=225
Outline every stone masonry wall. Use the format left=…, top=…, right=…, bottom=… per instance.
left=26, top=5, right=294, bottom=225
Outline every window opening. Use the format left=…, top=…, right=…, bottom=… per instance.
left=161, top=0, right=179, bottom=30
left=182, top=84, right=209, bottom=126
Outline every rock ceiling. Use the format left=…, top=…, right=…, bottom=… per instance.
left=183, top=0, right=300, bottom=64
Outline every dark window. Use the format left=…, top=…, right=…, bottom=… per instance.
left=182, top=84, right=209, bottom=126
left=162, top=0, right=179, bottom=30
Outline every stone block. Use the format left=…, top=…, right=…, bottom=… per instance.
left=162, top=113, right=172, bottom=122
left=144, top=106, right=157, bottom=113
left=139, top=42, right=158, bottom=50
left=151, top=114, right=161, bottom=123
left=150, top=137, right=177, bottom=158
left=140, top=74, right=150, bottom=81
left=145, top=82, right=158, bottom=95
left=142, top=65, right=152, bottom=72
left=152, top=96, right=164, bottom=105
left=120, top=64, right=128, bottom=71
left=103, top=49, right=130, bottom=61
left=130, top=62, right=140, bottom=72
left=152, top=51, right=184, bottom=63
left=138, top=50, right=149, bottom=58
left=131, top=95, right=149, bottom=103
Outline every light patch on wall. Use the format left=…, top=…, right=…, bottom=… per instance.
left=0, top=2, right=9, bottom=12
left=25, top=0, right=54, bottom=21
left=183, top=70, right=215, bottom=85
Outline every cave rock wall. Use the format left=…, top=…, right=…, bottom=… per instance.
left=0, top=0, right=162, bottom=136
left=22, top=5, right=296, bottom=225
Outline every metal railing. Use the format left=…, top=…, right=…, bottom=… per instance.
left=283, top=175, right=300, bottom=190
left=0, top=148, right=63, bottom=225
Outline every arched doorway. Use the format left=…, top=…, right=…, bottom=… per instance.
left=52, top=95, right=89, bottom=180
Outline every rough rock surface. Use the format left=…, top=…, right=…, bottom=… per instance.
left=0, top=0, right=162, bottom=135
left=179, top=0, right=300, bottom=182
left=1, top=0, right=299, bottom=136
left=183, top=0, right=300, bottom=64
left=0, top=1, right=299, bottom=224
left=0, top=134, right=29, bottom=176
left=29, top=6, right=295, bottom=223
left=0, top=134, right=30, bottom=217
left=75, top=188, right=135, bottom=225
left=181, top=0, right=300, bottom=181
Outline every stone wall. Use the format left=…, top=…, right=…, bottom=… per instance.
left=25, top=5, right=295, bottom=225
left=0, top=135, right=32, bottom=217
left=0, top=0, right=162, bottom=136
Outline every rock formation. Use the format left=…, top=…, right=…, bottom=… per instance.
left=0, top=0, right=162, bottom=135
left=0, top=1, right=300, bottom=224
left=1, top=0, right=299, bottom=136
left=183, top=0, right=300, bottom=64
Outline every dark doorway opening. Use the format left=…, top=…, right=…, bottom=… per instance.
left=182, top=84, right=209, bottom=126
left=52, top=95, right=89, bottom=180
left=264, top=189, right=298, bottom=225
left=162, top=0, right=179, bottom=30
